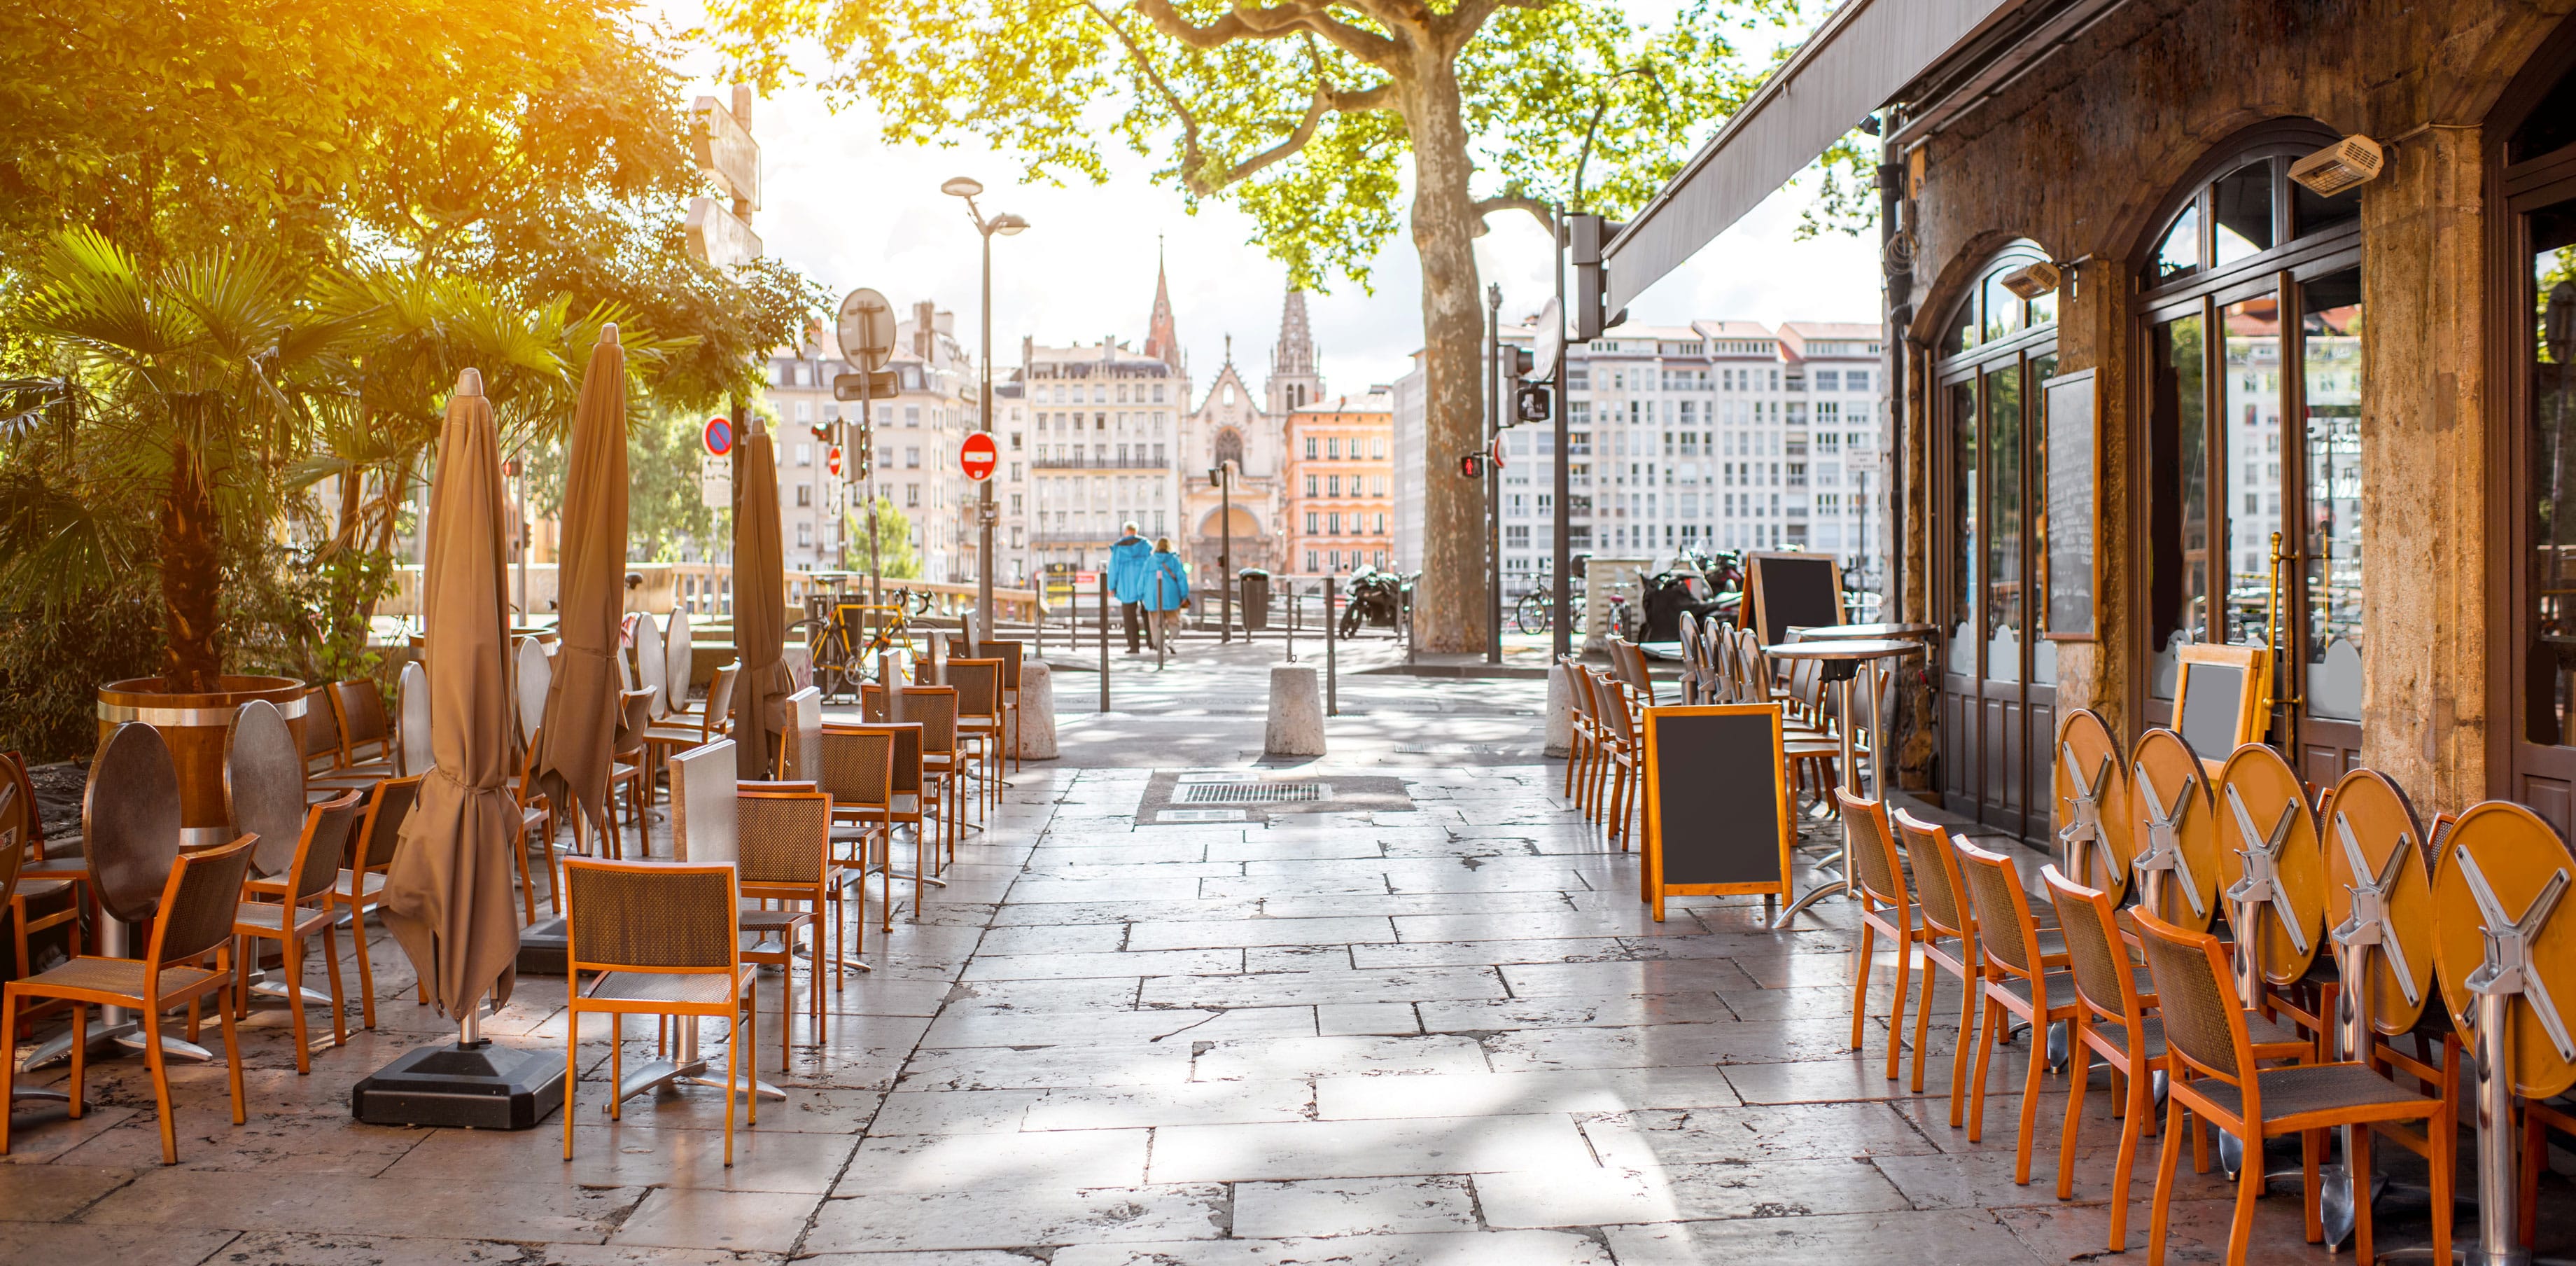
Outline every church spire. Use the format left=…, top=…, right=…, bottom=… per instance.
left=1266, top=283, right=1322, bottom=415
left=1142, top=239, right=1182, bottom=372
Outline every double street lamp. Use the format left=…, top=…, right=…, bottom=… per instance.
left=941, top=176, right=1028, bottom=639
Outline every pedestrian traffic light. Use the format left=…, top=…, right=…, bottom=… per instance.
left=1457, top=451, right=1485, bottom=479
left=1516, top=382, right=1551, bottom=424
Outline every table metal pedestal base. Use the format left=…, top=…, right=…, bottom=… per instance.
left=20, top=1020, right=216, bottom=1071
left=613, top=1017, right=785, bottom=1106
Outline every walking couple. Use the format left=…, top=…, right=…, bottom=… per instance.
left=1110, top=522, right=1189, bottom=655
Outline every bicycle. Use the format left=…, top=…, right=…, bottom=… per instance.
left=791, top=585, right=933, bottom=699
left=1512, top=575, right=1587, bottom=637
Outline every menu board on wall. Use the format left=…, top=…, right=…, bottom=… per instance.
left=2044, top=369, right=2099, bottom=641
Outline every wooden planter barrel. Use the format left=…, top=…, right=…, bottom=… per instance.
left=97, top=676, right=307, bottom=848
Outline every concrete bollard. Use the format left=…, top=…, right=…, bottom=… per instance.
left=1544, top=662, right=1574, bottom=758
left=1265, top=664, right=1326, bottom=757
left=1018, top=660, right=1060, bottom=760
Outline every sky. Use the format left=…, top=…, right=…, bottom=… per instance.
left=686, top=12, right=1882, bottom=401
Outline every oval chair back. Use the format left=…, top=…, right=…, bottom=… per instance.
left=224, top=699, right=307, bottom=877
left=398, top=661, right=432, bottom=777
left=514, top=637, right=552, bottom=749
left=664, top=611, right=696, bottom=704
left=86, top=721, right=183, bottom=924
left=632, top=613, right=668, bottom=719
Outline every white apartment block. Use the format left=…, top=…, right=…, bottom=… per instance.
left=1394, top=318, right=1889, bottom=592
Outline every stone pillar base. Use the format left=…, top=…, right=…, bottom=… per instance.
left=1018, top=660, right=1060, bottom=760
left=1266, top=665, right=1326, bottom=757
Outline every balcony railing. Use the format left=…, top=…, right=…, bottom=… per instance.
left=1032, top=453, right=1170, bottom=470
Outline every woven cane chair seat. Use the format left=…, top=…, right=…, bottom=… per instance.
left=737, top=907, right=811, bottom=932
left=333, top=869, right=388, bottom=900
left=584, top=968, right=751, bottom=1007
left=231, top=900, right=330, bottom=934
left=2187, top=1062, right=2428, bottom=1124
left=2094, top=1007, right=2303, bottom=1057
left=21, top=957, right=221, bottom=999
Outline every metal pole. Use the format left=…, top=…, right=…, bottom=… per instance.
left=1486, top=284, right=1503, bottom=667
left=977, top=230, right=997, bottom=637
left=1550, top=204, right=1573, bottom=663
left=1325, top=576, right=1338, bottom=716
left=1154, top=570, right=1167, bottom=672
left=1097, top=571, right=1110, bottom=712
left=1219, top=464, right=1233, bottom=645
left=2474, top=991, right=2521, bottom=1262
left=1286, top=579, right=1297, bottom=664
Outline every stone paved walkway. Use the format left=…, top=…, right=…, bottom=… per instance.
left=0, top=659, right=2513, bottom=1263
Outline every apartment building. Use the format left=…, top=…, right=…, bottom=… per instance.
left=1284, top=391, right=1396, bottom=575
left=1395, top=317, right=1889, bottom=592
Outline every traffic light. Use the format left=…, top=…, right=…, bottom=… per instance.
left=1457, top=451, right=1486, bottom=479
left=852, top=422, right=874, bottom=480
left=1565, top=214, right=1630, bottom=341
left=1508, top=347, right=1535, bottom=379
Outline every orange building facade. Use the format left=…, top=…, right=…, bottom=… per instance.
left=1282, top=391, right=1395, bottom=577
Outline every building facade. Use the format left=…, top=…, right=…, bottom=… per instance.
left=1392, top=318, right=1889, bottom=594
left=1016, top=318, right=1189, bottom=573
left=1284, top=391, right=1396, bottom=575
left=1845, top=0, right=2576, bottom=840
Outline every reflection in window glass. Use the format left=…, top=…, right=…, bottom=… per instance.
left=2156, top=205, right=2202, bottom=281
left=2223, top=293, right=2282, bottom=645
left=2302, top=270, right=2365, bottom=721
left=1986, top=365, right=2023, bottom=683
left=2527, top=203, right=2576, bottom=745
left=2149, top=314, right=2208, bottom=698
left=1982, top=270, right=2024, bottom=345
left=2030, top=354, right=2059, bottom=685
left=2295, top=182, right=2361, bottom=238
left=2213, top=162, right=2275, bottom=265
left=1952, top=382, right=1979, bottom=676
left=2029, top=288, right=2058, bottom=328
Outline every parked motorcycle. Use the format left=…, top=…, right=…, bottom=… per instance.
left=1637, top=548, right=1743, bottom=641
left=1338, top=565, right=1414, bottom=638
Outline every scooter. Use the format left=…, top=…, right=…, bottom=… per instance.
left=1338, top=566, right=1414, bottom=637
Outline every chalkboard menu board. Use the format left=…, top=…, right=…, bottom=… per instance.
left=1640, top=704, right=1793, bottom=921
left=2171, top=642, right=2269, bottom=770
left=2044, top=369, right=2099, bottom=641
left=1745, top=552, right=1844, bottom=647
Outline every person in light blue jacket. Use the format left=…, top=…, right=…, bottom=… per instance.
left=1142, top=537, right=1191, bottom=653
left=1107, top=522, right=1152, bottom=654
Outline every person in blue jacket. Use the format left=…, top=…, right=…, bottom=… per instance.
left=1107, top=522, right=1152, bottom=654
left=1142, top=536, right=1191, bottom=653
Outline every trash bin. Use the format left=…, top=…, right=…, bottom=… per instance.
left=1238, top=569, right=1272, bottom=632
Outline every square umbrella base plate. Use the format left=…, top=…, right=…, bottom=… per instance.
left=351, top=1041, right=565, bottom=1130
left=516, top=916, right=568, bottom=976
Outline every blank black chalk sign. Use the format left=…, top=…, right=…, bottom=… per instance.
left=1745, top=552, right=1844, bottom=647
left=1641, top=704, right=1793, bottom=922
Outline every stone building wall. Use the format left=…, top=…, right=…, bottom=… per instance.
left=1895, top=0, right=2576, bottom=812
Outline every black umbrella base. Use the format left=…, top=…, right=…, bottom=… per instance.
left=516, top=916, right=570, bottom=976
left=352, top=1041, right=565, bottom=1129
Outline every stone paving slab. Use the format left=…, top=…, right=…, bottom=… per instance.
left=0, top=659, right=2537, bottom=1264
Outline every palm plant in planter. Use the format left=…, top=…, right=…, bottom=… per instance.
left=0, top=229, right=369, bottom=816
left=8, top=228, right=366, bottom=693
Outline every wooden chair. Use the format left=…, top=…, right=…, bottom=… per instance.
left=3, top=835, right=256, bottom=1164
left=819, top=725, right=901, bottom=928
left=2132, top=907, right=2451, bottom=1266
left=0, top=767, right=81, bottom=1017
left=1586, top=671, right=1641, bottom=849
left=972, top=640, right=1026, bottom=772
left=302, top=686, right=389, bottom=794
left=233, top=790, right=366, bottom=1073
left=1609, top=639, right=1659, bottom=706
left=2044, top=865, right=2309, bottom=1252
left=1837, top=791, right=1919, bottom=1083
left=949, top=659, right=1004, bottom=819
left=605, top=688, right=654, bottom=856
left=507, top=738, right=557, bottom=922
left=561, top=858, right=755, bottom=1166
left=1560, top=660, right=1600, bottom=814
left=1954, top=835, right=2084, bottom=1180
left=330, top=679, right=398, bottom=771
left=645, top=662, right=738, bottom=800
left=896, top=687, right=962, bottom=865
left=333, top=775, right=419, bottom=1029
left=1890, top=807, right=2008, bottom=1114
left=736, top=788, right=832, bottom=1068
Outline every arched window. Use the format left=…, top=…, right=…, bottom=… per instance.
left=2134, top=127, right=2363, bottom=773
left=1932, top=244, right=2059, bottom=834
left=1213, top=428, right=1245, bottom=470
left=2502, top=25, right=2576, bottom=810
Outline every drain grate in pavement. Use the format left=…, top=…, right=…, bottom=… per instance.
left=1175, top=781, right=1330, bottom=805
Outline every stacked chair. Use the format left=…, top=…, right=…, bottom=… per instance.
left=1814, top=703, right=2576, bottom=1264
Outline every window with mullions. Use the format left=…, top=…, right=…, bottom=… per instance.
left=2138, top=134, right=2363, bottom=714
left=1939, top=251, right=2059, bottom=688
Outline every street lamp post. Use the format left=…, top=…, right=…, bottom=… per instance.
left=1211, top=461, right=1235, bottom=644
left=941, top=176, right=1028, bottom=641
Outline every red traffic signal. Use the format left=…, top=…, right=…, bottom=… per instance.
left=1457, top=452, right=1485, bottom=479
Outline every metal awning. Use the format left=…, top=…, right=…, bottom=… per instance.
left=1602, top=0, right=2024, bottom=314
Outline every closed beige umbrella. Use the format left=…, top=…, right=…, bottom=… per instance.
left=381, top=368, right=519, bottom=1017
left=531, top=328, right=629, bottom=844
left=732, top=415, right=789, bottom=780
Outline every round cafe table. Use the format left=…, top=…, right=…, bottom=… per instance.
left=1760, top=638, right=1926, bottom=929
left=1788, top=621, right=1939, bottom=642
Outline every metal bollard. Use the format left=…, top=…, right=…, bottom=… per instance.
left=1324, top=577, right=1338, bottom=716
left=1154, top=572, right=1167, bottom=672
left=1284, top=580, right=1297, bottom=664
left=1097, top=572, right=1110, bottom=713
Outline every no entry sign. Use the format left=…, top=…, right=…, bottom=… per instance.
left=827, top=445, right=844, bottom=477
left=703, top=416, right=733, bottom=457
left=960, top=431, right=998, bottom=482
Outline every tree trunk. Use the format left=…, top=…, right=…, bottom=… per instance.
left=1399, top=57, right=1488, bottom=655
left=160, top=439, right=223, bottom=693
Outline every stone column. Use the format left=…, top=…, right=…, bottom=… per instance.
left=1018, top=659, right=1060, bottom=760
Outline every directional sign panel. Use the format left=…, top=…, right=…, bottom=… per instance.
left=960, top=432, right=999, bottom=482
left=690, top=96, right=762, bottom=212
left=687, top=196, right=762, bottom=267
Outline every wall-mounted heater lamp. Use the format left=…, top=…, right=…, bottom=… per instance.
left=1998, top=254, right=2096, bottom=302
left=2289, top=134, right=2386, bottom=197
